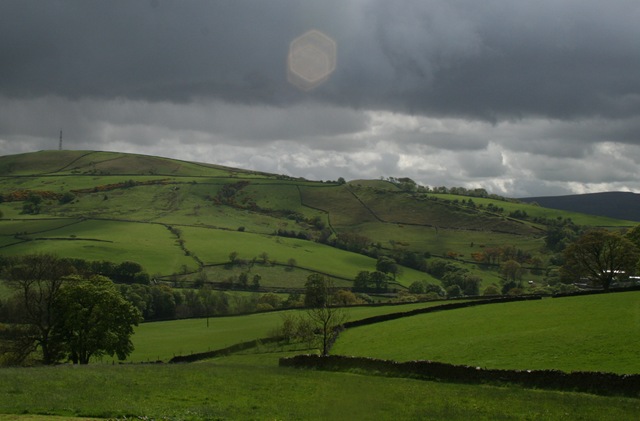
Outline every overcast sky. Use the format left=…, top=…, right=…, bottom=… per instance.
left=1, top=1, right=640, bottom=197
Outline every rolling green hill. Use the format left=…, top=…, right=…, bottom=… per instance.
left=0, top=150, right=636, bottom=293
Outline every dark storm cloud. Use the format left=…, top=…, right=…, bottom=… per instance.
left=2, top=1, right=640, bottom=122
left=2, top=1, right=640, bottom=197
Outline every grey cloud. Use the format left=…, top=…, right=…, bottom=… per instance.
left=458, top=148, right=506, bottom=178
left=0, top=96, right=370, bottom=148
left=2, top=1, right=640, bottom=198
left=1, top=1, right=640, bottom=123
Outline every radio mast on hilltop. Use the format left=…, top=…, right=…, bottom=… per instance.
left=59, top=130, right=62, bottom=150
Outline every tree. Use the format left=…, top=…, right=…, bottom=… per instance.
left=55, top=275, right=141, bottom=364
left=307, top=303, right=347, bottom=356
left=304, top=273, right=331, bottom=307
left=369, top=271, right=389, bottom=292
left=408, top=280, right=425, bottom=294
left=198, top=286, right=216, bottom=327
left=303, top=274, right=347, bottom=356
left=4, top=254, right=76, bottom=364
left=500, top=260, right=524, bottom=282
left=562, top=230, right=640, bottom=291
left=21, top=194, right=42, bottom=215
left=353, top=271, right=372, bottom=291
left=286, top=258, right=297, bottom=272
left=251, top=274, right=261, bottom=290
left=58, top=192, right=75, bottom=205
left=376, top=256, right=398, bottom=280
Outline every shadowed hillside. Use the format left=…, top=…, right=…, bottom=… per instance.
left=521, top=192, right=640, bottom=222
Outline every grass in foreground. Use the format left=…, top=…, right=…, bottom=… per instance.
left=0, top=353, right=638, bottom=420
left=333, top=292, right=640, bottom=374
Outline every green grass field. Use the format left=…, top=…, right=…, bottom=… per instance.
left=0, top=353, right=638, bottom=420
left=0, top=219, right=195, bottom=274
left=129, top=301, right=464, bottom=362
left=333, top=292, right=640, bottom=374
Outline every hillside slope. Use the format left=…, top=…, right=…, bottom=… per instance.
left=0, top=150, right=636, bottom=293
left=521, top=192, right=640, bottom=222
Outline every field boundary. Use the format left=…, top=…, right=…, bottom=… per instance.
left=168, top=336, right=283, bottom=363
left=279, top=354, right=640, bottom=398
left=342, top=295, right=541, bottom=329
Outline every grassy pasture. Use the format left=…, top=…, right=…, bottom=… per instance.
left=333, top=292, right=640, bottom=374
left=0, top=150, right=90, bottom=175
left=0, top=219, right=195, bottom=274
left=181, top=225, right=431, bottom=286
left=299, top=185, right=380, bottom=227
left=0, top=175, right=169, bottom=193
left=129, top=301, right=462, bottom=362
left=1, top=354, right=638, bottom=420
left=354, top=222, right=545, bottom=258
left=0, top=218, right=83, bottom=236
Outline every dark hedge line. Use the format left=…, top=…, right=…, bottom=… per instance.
left=552, top=285, right=640, bottom=298
left=169, top=336, right=283, bottom=363
left=343, top=296, right=542, bottom=330
left=280, top=355, right=640, bottom=398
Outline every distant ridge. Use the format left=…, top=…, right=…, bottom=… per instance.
left=520, top=192, right=640, bottom=222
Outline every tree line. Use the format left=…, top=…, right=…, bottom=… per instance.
left=0, top=254, right=140, bottom=366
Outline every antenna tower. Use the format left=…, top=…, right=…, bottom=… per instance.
left=59, top=130, right=62, bottom=151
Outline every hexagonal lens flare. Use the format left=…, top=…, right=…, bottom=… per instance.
left=288, top=30, right=336, bottom=91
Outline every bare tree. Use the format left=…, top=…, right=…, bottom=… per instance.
left=304, top=274, right=347, bottom=356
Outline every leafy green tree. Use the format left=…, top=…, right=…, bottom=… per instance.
left=238, top=272, right=249, bottom=289
left=21, top=194, right=42, bottom=215
left=304, top=273, right=331, bottom=307
left=562, top=230, right=640, bottom=290
left=58, top=192, right=75, bottom=205
left=369, top=271, right=389, bottom=292
left=353, top=271, right=372, bottom=291
left=4, top=254, right=76, bottom=364
left=625, top=225, right=640, bottom=254
left=408, top=280, right=425, bottom=294
left=376, top=256, right=398, bottom=280
left=257, top=293, right=282, bottom=311
left=333, top=289, right=361, bottom=306
left=55, top=276, right=141, bottom=364
left=483, top=284, right=501, bottom=296
left=445, top=284, right=463, bottom=298
left=113, top=261, right=145, bottom=284
left=251, top=274, right=262, bottom=290
left=500, top=260, right=524, bottom=282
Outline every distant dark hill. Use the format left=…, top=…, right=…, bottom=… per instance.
left=520, top=192, right=640, bottom=222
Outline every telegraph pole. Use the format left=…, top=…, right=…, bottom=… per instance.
left=59, top=130, right=62, bottom=150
